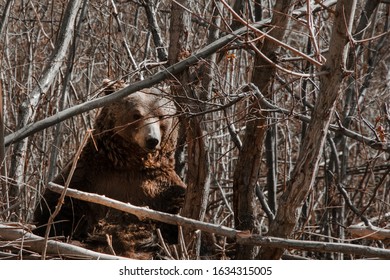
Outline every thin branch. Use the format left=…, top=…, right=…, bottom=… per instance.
left=255, top=183, right=275, bottom=222
left=0, top=3, right=12, bottom=199
left=336, top=181, right=371, bottom=227
left=110, top=0, right=142, bottom=79
left=0, top=80, right=6, bottom=217
left=292, top=0, right=337, bottom=17
left=0, top=0, right=13, bottom=36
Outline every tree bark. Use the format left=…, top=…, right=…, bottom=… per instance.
left=258, top=0, right=357, bottom=259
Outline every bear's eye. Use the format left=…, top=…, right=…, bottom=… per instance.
left=133, top=113, right=142, bottom=120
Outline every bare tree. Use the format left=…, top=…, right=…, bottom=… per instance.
left=258, top=0, right=358, bottom=260
left=230, top=0, right=295, bottom=259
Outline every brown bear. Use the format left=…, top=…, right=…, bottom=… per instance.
left=34, top=80, right=186, bottom=258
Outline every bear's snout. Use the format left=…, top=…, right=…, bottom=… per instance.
left=133, top=117, right=162, bottom=151
left=146, top=137, right=159, bottom=150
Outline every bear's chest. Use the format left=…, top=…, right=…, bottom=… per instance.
left=86, top=168, right=161, bottom=206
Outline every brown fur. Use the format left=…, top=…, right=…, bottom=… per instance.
left=34, top=81, right=186, bottom=257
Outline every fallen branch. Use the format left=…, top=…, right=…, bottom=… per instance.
left=347, top=225, right=390, bottom=240
left=352, top=212, right=390, bottom=227
left=237, top=234, right=390, bottom=259
left=0, top=223, right=129, bottom=260
left=47, top=182, right=238, bottom=239
left=47, top=183, right=390, bottom=259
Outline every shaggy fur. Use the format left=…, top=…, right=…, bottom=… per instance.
left=34, top=80, right=186, bottom=258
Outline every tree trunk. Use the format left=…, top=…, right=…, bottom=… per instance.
left=47, top=0, right=88, bottom=182
left=167, top=0, right=211, bottom=253
left=0, top=0, right=13, bottom=218
left=258, top=0, right=357, bottom=259
left=8, top=0, right=82, bottom=220
left=232, top=0, right=295, bottom=259
left=179, top=0, right=224, bottom=256
left=0, top=80, right=6, bottom=218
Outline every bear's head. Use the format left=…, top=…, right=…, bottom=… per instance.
left=97, top=80, right=178, bottom=154
left=112, top=89, right=176, bottom=151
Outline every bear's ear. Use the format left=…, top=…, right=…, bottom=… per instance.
left=102, top=79, right=126, bottom=95
left=102, top=79, right=115, bottom=95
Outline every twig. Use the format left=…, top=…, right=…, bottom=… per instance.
left=336, top=181, right=371, bottom=227
left=255, top=183, right=275, bottom=222
left=110, top=0, right=142, bottom=79
left=352, top=212, right=390, bottom=227
left=360, top=168, right=390, bottom=217
left=0, top=74, right=6, bottom=218
left=177, top=226, right=189, bottom=260
left=305, top=1, right=324, bottom=63
left=105, top=234, right=116, bottom=256
left=292, top=0, right=337, bottom=17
